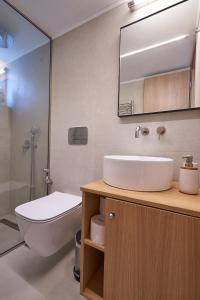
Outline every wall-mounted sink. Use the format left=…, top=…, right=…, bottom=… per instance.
left=103, top=155, right=174, bottom=192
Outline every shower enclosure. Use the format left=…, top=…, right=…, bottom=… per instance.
left=0, top=0, right=51, bottom=254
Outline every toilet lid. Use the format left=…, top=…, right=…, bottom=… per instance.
left=15, top=192, right=82, bottom=222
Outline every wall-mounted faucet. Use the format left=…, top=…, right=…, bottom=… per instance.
left=157, top=126, right=166, bottom=139
left=135, top=125, right=149, bottom=138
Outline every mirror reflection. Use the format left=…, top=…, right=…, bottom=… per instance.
left=119, top=0, right=200, bottom=116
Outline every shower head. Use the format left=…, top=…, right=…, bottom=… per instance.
left=0, top=30, right=14, bottom=48
left=0, top=68, right=5, bottom=75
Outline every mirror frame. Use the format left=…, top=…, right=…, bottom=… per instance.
left=118, top=0, right=200, bottom=117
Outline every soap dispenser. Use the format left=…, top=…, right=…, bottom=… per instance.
left=179, top=155, right=199, bottom=195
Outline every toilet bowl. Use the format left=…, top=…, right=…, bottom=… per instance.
left=15, top=192, right=82, bottom=257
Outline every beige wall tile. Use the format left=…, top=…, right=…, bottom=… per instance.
left=51, top=1, right=200, bottom=194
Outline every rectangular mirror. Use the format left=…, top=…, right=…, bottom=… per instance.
left=118, top=0, right=200, bottom=116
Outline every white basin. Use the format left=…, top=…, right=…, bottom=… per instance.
left=103, top=155, right=174, bottom=192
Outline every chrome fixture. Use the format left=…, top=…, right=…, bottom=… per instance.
left=119, top=100, right=134, bottom=116
left=0, top=30, right=14, bottom=48
left=68, top=127, right=88, bottom=145
left=157, top=126, right=166, bottom=139
left=31, top=126, right=40, bottom=136
left=43, top=168, right=53, bottom=185
left=128, top=0, right=149, bottom=11
left=135, top=125, right=149, bottom=138
left=22, top=127, right=41, bottom=201
left=22, top=127, right=40, bottom=152
left=30, top=127, right=40, bottom=200
left=0, top=68, right=5, bottom=75
left=128, top=1, right=135, bottom=11
left=22, top=139, right=31, bottom=151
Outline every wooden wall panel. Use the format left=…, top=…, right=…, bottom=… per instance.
left=143, top=70, right=190, bottom=112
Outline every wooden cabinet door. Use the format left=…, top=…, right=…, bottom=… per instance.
left=104, top=198, right=200, bottom=300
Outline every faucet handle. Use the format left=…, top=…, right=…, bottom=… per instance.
left=135, top=126, right=149, bottom=138
left=157, top=126, right=166, bottom=139
left=141, top=127, right=149, bottom=136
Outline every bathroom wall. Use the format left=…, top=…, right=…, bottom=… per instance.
left=51, top=0, right=200, bottom=194
left=8, top=44, right=50, bottom=211
left=195, top=32, right=200, bottom=107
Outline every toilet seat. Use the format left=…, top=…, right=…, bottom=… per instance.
left=15, top=192, right=82, bottom=223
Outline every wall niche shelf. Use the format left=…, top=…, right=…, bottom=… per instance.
left=84, top=238, right=105, bottom=252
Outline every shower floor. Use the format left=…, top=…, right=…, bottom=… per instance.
left=0, top=215, right=23, bottom=256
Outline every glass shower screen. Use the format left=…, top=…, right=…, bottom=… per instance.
left=0, top=0, right=51, bottom=254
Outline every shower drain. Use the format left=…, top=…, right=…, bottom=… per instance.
left=0, top=219, right=19, bottom=231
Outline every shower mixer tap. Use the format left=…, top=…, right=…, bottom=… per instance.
left=22, top=139, right=31, bottom=151
left=43, top=168, right=53, bottom=185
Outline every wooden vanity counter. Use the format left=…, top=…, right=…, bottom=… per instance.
left=81, top=180, right=200, bottom=218
left=80, top=180, right=200, bottom=300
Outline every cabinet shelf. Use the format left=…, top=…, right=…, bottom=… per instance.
left=81, top=192, right=104, bottom=300
left=82, top=289, right=103, bottom=300
left=83, top=265, right=104, bottom=300
left=81, top=183, right=200, bottom=300
left=84, top=238, right=105, bottom=252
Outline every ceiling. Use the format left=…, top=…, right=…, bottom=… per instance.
left=0, top=0, right=126, bottom=64
left=0, top=0, right=49, bottom=66
left=7, top=0, right=127, bottom=38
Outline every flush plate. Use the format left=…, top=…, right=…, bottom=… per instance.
left=68, top=127, right=88, bottom=145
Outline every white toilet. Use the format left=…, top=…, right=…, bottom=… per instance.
left=15, top=192, right=82, bottom=257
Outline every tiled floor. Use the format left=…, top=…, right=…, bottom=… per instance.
left=0, top=213, right=23, bottom=255
left=0, top=241, right=84, bottom=300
